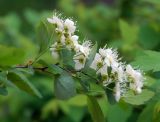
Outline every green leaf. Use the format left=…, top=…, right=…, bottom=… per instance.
left=42, top=99, right=59, bottom=118
left=0, top=45, right=25, bottom=66
left=0, top=87, right=8, bottom=96
left=139, top=24, right=160, bottom=49
left=119, top=20, right=138, bottom=44
left=105, top=83, right=116, bottom=105
left=54, top=71, right=76, bottom=100
left=87, top=96, right=105, bottom=122
left=36, top=21, right=53, bottom=54
left=0, top=72, right=18, bottom=89
left=7, top=71, right=42, bottom=98
left=153, top=101, right=160, bottom=122
left=59, top=101, right=85, bottom=122
left=141, top=0, right=160, bottom=5
left=122, top=89, right=155, bottom=105
left=137, top=103, right=155, bottom=122
left=78, top=73, right=91, bottom=92
left=84, top=42, right=97, bottom=70
left=132, top=50, right=160, bottom=72
left=107, top=103, right=132, bottom=122
left=60, top=48, right=75, bottom=68
left=67, top=94, right=87, bottom=107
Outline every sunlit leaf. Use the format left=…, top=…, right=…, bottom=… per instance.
left=67, top=94, right=87, bottom=106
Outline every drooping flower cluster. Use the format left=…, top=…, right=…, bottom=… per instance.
left=47, top=13, right=92, bottom=71
left=47, top=13, right=144, bottom=102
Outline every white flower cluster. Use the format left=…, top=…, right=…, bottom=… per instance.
left=47, top=13, right=92, bottom=71
left=90, top=48, right=144, bottom=101
left=47, top=13, right=144, bottom=102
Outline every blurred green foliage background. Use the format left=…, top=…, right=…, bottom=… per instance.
left=0, top=0, right=160, bottom=122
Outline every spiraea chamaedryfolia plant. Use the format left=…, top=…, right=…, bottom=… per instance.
left=0, top=12, right=155, bottom=122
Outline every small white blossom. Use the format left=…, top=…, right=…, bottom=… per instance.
left=47, top=16, right=63, bottom=32
left=65, top=35, right=79, bottom=50
left=78, top=41, right=92, bottom=57
left=90, top=53, right=107, bottom=75
left=114, top=82, right=121, bottom=101
left=126, top=65, right=135, bottom=78
left=71, top=35, right=79, bottom=48
left=60, top=35, right=65, bottom=45
left=64, top=19, right=76, bottom=34
left=90, top=53, right=103, bottom=71
left=112, top=64, right=125, bottom=82
left=73, top=54, right=86, bottom=70
left=104, top=48, right=119, bottom=68
left=50, top=42, right=59, bottom=59
left=126, top=65, right=144, bottom=93
left=73, top=41, right=91, bottom=70
left=99, top=48, right=108, bottom=58
left=71, top=35, right=79, bottom=42
left=97, top=64, right=108, bottom=75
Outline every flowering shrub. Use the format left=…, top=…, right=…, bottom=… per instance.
left=47, top=13, right=145, bottom=102
left=0, top=12, right=156, bottom=122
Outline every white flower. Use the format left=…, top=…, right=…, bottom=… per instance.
left=65, top=35, right=79, bottom=50
left=60, top=35, right=65, bottom=45
left=71, top=35, right=79, bottom=47
left=64, top=19, right=76, bottom=34
left=71, top=35, right=79, bottom=42
left=97, top=64, right=108, bottom=75
left=73, top=40, right=91, bottom=70
left=90, top=53, right=103, bottom=71
left=104, top=48, right=119, bottom=67
left=50, top=43, right=59, bottom=59
left=47, top=16, right=59, bottom=24
left=99, top=48, right=107, bottom=58
left=112, top=64, right=125, bottom=82
left=118, top=66, right=125, bottom=82
left=114, top=82, right=121, bottom=102
left=90, top=53, right=107, bottom=75
left=47, top=16, right=63, bottom=32
left=73, top=53, right=86, bottom=70
left=78, top=41, right=92, bottom=57
left=126, top=65, right=135, bottom=78
left=126, top=65, right=144, bottom=93
left=114, top=80, right=127, bottom=102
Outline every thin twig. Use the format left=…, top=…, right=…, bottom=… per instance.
left=15, top=64, right=113, bottom=93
